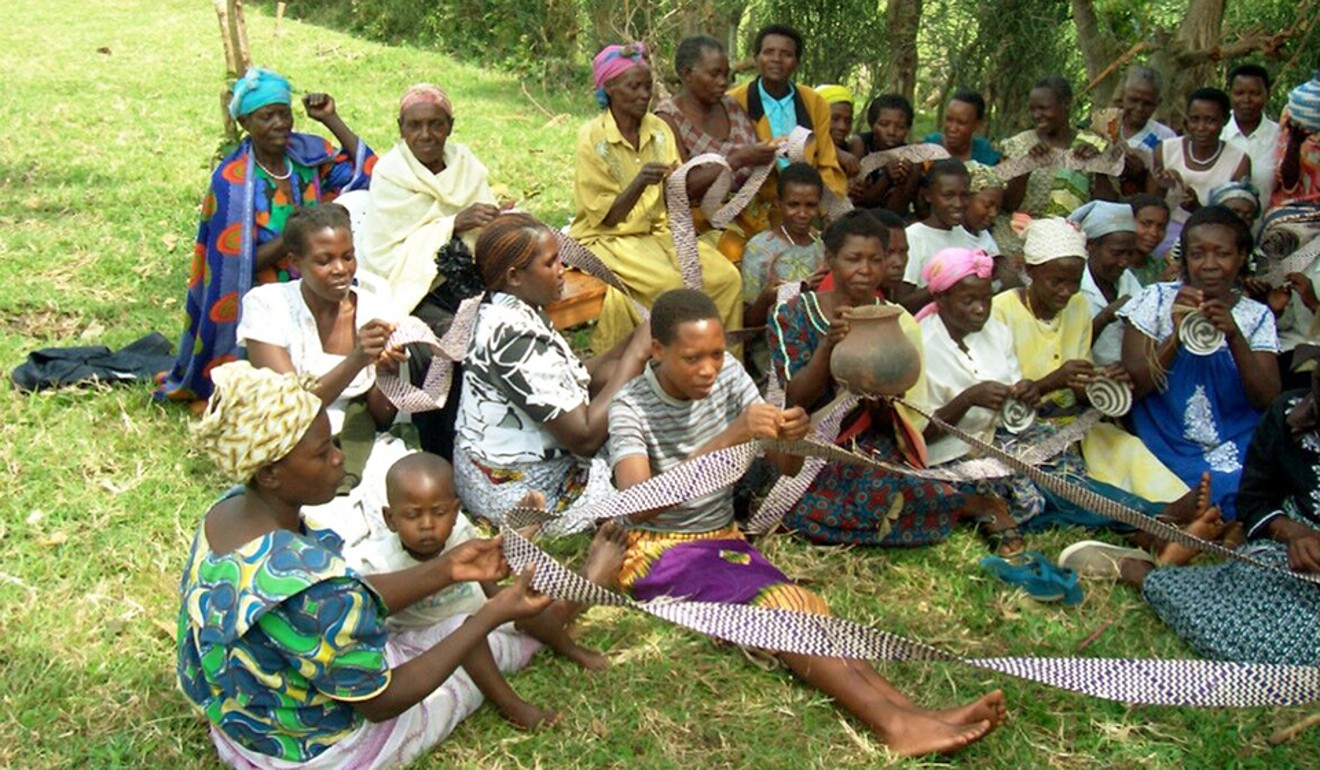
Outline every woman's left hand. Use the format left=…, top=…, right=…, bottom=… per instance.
left=1286, top=528, right=1320, bottom=574
left=1198, top=298, right=1240, bottom=340
left=302, top=93, right=338, bottom=123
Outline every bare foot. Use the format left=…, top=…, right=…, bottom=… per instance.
left=931, top=690, right=1007, bottom=729
left=498, top=700, right=560, bottom=731
left=560, top=642, right=610, bottom=671
left=1158, top=472, right=1212, bottom=525
left=1219, top=520, right=1246, bottom=550
left=881, top=711, right=993, bottom=757
left=1157, top=506, right=1224, bottom=566
left=583, top=520, right=628, bottom=588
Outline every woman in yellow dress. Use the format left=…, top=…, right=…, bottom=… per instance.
left=990, top=218, right=1192, bottom=518
left=568, top=43, right=742, bottom=351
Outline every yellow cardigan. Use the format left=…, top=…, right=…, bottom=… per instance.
left=726, top=78, right=848, bottom=206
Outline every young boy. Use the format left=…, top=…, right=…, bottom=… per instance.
left=897, top=159, right=984, bottom=313
left=351, top=452, right=627, bottom=726
left=607, top=288, right=1003, bottom=757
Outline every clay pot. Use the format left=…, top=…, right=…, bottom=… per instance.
left=829, top=304, right=921, bottom=397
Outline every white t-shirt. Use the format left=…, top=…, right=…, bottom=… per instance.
left=1079, top=266, right=1144, bottom=367
left=1222, top=114, right=1281, bottom=208
left=903, top=223, right=988, bottom=288
left=237, top=274, right=398, bottom=434
left=348, top=512, right=487, bottom=630
left=920, top=313, right=1023, bottom=465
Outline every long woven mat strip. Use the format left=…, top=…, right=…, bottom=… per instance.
left=498, top=518, right=1320, bottom=706
left=856, top=143, right=951, bottom=179
left=993, top=144, right=1126, bottom=182
left=896, top=397, right=1320, bottom=587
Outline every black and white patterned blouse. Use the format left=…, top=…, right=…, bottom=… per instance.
left=455, top=292, right=590, bottom=466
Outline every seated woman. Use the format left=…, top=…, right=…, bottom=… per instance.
left=157, top=68, right=373, bottom=405
left=363, top=83, right=500, bottom=334
left=454, top=214, right=651, bottom=535
left=1127, top=194, right=1173, bottom=285
left=611, top=288, right=1004, bottom=757
left=569, top=43, right=742, bottom=351
left=1061, top=374, right=1320, bottom=666
left=921, top=88, right=1001, bottom=165
left=654, top=34, right=779, bottom=261
left=1150, top=87, right=1251, bottom=253
left=769, top=211, right=1002, bottom=546
left=1116, top=66, right=1176, bottom=196
left=919, top=246, right=1187, bottom=535
left=1067, top=200, right=1145, bottom=367
left=362, top=83, right=503, bottom=460
left=999, top=76, right=1118, bottom=258
left=726, top=24, right=848, bottom=219
left=1259, top=73, right=1320, bottom=280
left=1120, top=205, right=1281, bottom=523
left=816, top=83, right=862, bottom=177
left=178, top=362, right=557, bottom=769
left=991, top=218, right=1192, bottom=526
left=848, top=94, right=921, bottom=215
left=239, top=205, right=410, bottom=545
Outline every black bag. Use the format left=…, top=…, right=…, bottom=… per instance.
left=11, top=332, right=175, bottom=392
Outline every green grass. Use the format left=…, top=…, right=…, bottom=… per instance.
left=0, top=2, right=1315, bottom=768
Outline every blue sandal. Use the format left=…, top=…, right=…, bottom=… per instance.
left=980, top=551, right=1084, bottom=606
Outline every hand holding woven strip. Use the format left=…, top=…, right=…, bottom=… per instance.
left=856, top=143, right=951, bottom=179
left=374, top=296, right=482, bottom=412
left=994, top=144, right=1125, bottom=181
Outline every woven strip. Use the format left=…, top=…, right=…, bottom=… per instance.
left=994, top=144, right=1126, bottom=181
left=498, top=519, right=1320, bottom=706
left=1261, top=237, right=1320, bottom=285
left=375, top=297, right=482, bottom=412
left=745, top=395, right=858, bottom=534
left=896, top=397, right=1320, bottom=587
left=856, top=143, right=952, bottom=179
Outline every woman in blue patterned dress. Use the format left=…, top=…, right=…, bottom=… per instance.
left=1120, top=206, right=1281, bottom=522
left=176, top=362, right=554, bottom=768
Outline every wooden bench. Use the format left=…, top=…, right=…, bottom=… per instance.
left=546, top=269, right=607, bottom=331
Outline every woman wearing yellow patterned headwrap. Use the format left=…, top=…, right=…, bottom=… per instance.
left=816, top=83, right=861, bottom=178
left=177, top=360, right=555, bottom=769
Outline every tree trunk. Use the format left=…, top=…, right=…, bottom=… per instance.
left=1071, top=0, right=1115, bottom=83
left=1147, top=0, right=1226, bottom=128
left=884, top=0, right=922, bottom=101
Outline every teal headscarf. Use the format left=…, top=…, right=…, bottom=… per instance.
left=228, top=68, right=292, bottom=120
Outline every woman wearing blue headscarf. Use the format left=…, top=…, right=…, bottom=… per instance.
left=156, top=69, right=375, bottom=405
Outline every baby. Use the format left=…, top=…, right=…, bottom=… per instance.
left=356, top=452, right=626, bottom=727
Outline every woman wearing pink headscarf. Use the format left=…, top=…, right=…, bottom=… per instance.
left=918, top=248, right=1040, bottom=466
left=363, top=83, right=501, bottom=334
left=567, top=43, right=743, bottom=351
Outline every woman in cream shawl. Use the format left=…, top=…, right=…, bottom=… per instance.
left=364, top=83, right=503, bottom=333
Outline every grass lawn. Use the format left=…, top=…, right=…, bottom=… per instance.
left=0, top=1, right=1315, bottom=768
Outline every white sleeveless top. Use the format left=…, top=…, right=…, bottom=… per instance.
left=1161, top=138, right=1247, bottom=225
